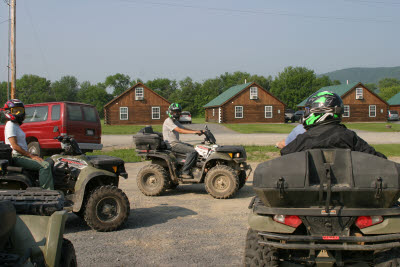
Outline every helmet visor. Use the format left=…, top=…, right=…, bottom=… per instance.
left=11, top=107, right=25, bottom=115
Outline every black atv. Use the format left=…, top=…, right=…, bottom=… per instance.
left=0, top=136, right=130, bottom=232
left=244, top=149, right=400, bottom=266
left=134, top=126, right=251, bottom=199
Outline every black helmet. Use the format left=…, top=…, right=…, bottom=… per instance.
left=3, top=99, right=26, bottom=124
left=303, top=91, right=343, bottom=129
left=168, top=103, right=182, bottom=120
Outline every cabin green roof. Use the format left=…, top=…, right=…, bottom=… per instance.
left=297, top=82, right=359, bottom=107
left=203, top=82, right=253, bottom=108
left=388, top=92, right=400, bottom=105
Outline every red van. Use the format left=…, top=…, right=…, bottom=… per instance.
left=0, top=102, right=102, bottom=156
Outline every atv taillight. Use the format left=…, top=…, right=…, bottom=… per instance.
left=355, top=216, right=383, bottom=229
left=273, top=215, right=302, bottom=228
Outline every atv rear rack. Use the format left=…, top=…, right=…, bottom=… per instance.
left=258, top=232, right=400, bottom=251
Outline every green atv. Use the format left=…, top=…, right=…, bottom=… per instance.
left=134, top=126, right=251, bottom=199
left=244, top=149, right=400, bottom=266
left=0, top=189, right=76, bottom=267
left=0, top=136, right=130, bottom=232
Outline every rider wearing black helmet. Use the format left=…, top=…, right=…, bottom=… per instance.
left=163, top=103, right=203, bottom=179
left=3, top=99, right=54, bottom=189
left=280, top=91, right=386, bottom=158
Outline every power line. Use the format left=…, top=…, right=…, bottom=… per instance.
left=343, top=0, right=400, bottom=5
left=117, top=0, right=397, bottom=24
left=0, top=19, right=9, bottom=24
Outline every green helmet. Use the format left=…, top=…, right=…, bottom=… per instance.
left=168, top=103, right=182, bottom=119
left=303, top=91, right=344, bottom=129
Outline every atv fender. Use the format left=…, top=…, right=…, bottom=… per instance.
left=73, top=167, right=118, bottom=212
left=205, top=152, right=233, bottom=163
left=0, top=173, right=33, bottom=189
left=248, top=211, right=296, bottom=233
left=146, top=153, right=179, bottom=182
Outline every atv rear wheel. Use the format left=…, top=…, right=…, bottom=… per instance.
left=374, top=248, right=400, bottom=266
left=137, top=164, right=168, bottom=196
left=84, top=185, right=130, bottom=232
left=60, top=238, right=77, bottom=267
left=238, top=170, right=247, bottom=189
left=204, top=165, right=239, bottom=199
left=244, top=228, right=279, bottom=267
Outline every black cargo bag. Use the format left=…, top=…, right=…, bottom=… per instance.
left=134, top=126, right=164, bottom=151
left=0, top=143, right=12, bottom=164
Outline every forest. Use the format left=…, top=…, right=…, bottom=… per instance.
left=1, top=66, right=399, bottom=118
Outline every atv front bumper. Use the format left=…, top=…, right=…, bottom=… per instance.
left=258, top=231, right=400, bottom=251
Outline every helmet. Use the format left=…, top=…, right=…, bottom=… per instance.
left=302, top=91, right=343, bottom=129
left=3, top=99, right=26, bottom=124
left=168, top=103, right=182, bottom=119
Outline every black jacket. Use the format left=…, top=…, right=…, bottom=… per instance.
left=281, top=123, right=387, bottom=159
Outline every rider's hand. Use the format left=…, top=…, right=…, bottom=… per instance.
left=31, top=155, right=44, bottom=162
left=196, top=130, right=203, bottom=136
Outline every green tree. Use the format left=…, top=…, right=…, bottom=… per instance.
left=378, top=78, right=400, bottom=89
left=16, top=74, right=52, bottom=104
left=104, top=73, right=133, bottom=96
left=170, top=77, right=202, bottom=116
left=145, top=78, right=178, bottom=99
left=0, top=81, right=9, bottom=102
left=365, top=83, right=377, bottom=91
left=77, top=81, right=113, bottom=118
left=270, top=66, right=317, bottom=109
left=379, top=85, right=400, bottom=101
left=51, top=75, right=79, bottom=101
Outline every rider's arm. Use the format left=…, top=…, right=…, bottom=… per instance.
left=174, top=127, right=202, bottom=135
left=8, top=137, right=43, bottom=161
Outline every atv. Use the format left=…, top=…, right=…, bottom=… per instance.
left=134, top=125, right=251, bottom=199
left=244, top=149, right=400, bottom=266
left=0, top=136, right=130, bottom=232
left=0, top=188, right=76, bottom=267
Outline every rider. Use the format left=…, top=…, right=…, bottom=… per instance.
left=280, top=91, right=386, bottom=159
left=163, top=103, right=203, bottom=179
left=3, top=99, right=54, bottom=189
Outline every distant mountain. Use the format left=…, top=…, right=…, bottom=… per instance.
left=320, top=66, right=400, bottom=85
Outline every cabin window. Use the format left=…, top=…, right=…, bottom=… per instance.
left=250, top=87, right=258, bottom=99
left=356, top=88, right=363, bottom=99
left=343, top=105, right=350, bottom=117
left=369, top=105, right=376, bottom=117
left=264, top=106, right=273, bottom=118
left=152, top=107, right=160, bottom=120
left=135, top=87, right=144, bottom=100
left=235, top=106, right=243, bottom=118
left=120, top=107, right=128, bottom=120
left=212, top=109, right=215, bottom=116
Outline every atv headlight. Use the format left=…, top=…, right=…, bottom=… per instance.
left=235, top=153, right=241, bottom=158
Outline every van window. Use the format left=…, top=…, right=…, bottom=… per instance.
left=24, top=106, right=48, bottom=123
left=83, top=106, right=97, bottom=122
left=51, top=105, right=61, bottom=120
left=67, top=105, right=83, bottom=121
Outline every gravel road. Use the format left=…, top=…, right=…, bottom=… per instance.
left=64, top=161, right=258, bottom=266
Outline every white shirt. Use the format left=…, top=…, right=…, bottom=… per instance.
left=5, top=121, right=28, bottom=155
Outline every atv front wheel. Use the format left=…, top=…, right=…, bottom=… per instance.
left=374, top=248, right=400, bottom=266
left=84, top=185, right=130, bottom=232
left=244, top=228, right=279, bottom=267
left=60, top=238, right=77, bottom=267
left=204, top=165, right=239, bottom=199
left=137, top=164, right=168, bottom=196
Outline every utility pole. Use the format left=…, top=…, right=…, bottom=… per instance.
left=10, top=0, right=16, bottom=99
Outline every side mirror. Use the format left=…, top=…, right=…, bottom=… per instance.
left=53, top=126, right=59, bottom=133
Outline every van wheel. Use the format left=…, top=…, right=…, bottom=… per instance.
left=244, top=228, right=279, bottom=267
left=137, top=164, right=168, bottom=196
left=205, top=165, right=239, bottom=199
left=28, top=141, right=41, bottom=157
left=60, top=238, right=77, bottom=267
left=374, top=248, right=400, bottom=266
left=84, top=185, right=130, bottom=232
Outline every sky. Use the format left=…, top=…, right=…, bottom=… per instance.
left=0, top=0, right=399, bottom=85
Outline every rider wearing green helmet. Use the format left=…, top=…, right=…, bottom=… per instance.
left=281, top=91, right=386, bottom=158
left=163, top=103, right=203, bottom=179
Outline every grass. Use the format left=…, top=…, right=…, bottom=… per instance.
left=224, top=123, right=296, bottom=134
left=344, top=122, right=400, bottom=132
left=86, top=144, right=400, bottom=163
